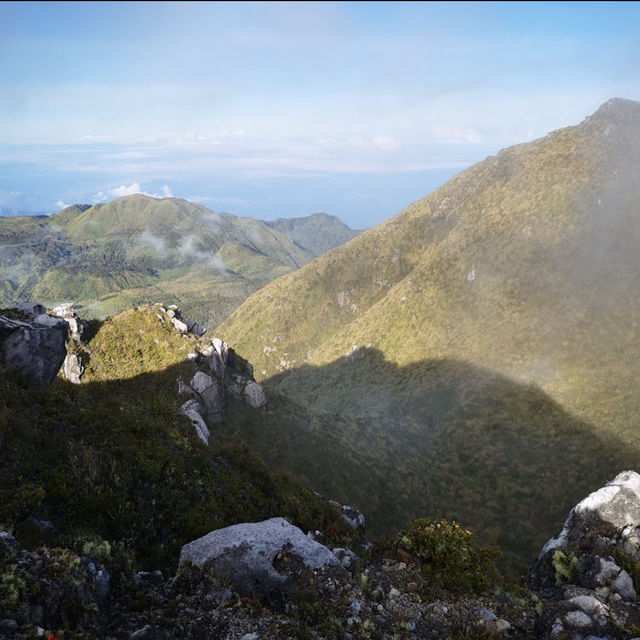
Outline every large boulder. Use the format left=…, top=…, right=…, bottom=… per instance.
left=179, top=517, right=341, bottom=598
left=190, top=371, right=225, bottom=423
left=530, top=471, right=640, bottom=593
left=0, top=305, right=68, bottom=388
left=530, top=471, right=640, bottom=639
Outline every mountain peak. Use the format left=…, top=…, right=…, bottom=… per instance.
left=587, top=96, right=640, bottom=124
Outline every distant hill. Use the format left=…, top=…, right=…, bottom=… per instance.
left=0, top=196, right=359, bottom=326
left=217, top=98, right=640, bottom=570
left=266, top=212, right=360, bottom=256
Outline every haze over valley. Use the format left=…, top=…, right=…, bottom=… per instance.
left=3, top=3, right=640, bottom=638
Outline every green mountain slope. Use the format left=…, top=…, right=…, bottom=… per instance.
left=218, top=98, right=640, bottom=441
left=215, top=98, right=640, bottom=570
left=0, top=196, right=359, bottom=326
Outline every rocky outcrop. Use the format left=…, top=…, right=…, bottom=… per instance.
left=176, top=332, right=267, bottom=442
left=154, top=303, right=205, bottom=337
left=530, top=470, right=640, bottom=638
left=0, top=303, right=68, bottom=388
left=179, top=517, right=341, bottom=598
left=51, top=302, right=89, bottom=384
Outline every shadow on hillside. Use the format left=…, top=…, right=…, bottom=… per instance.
left=0, top=360, right=347, bottom=574
left=228, top=348, right=640, bottom=576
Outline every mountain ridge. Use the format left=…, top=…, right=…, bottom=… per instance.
left=0, top=196, right=360, bottom=326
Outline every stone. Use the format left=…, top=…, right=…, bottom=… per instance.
left=179, top=517, right=340, bottom=598
left=611, top=568, right=635, bottom=601
left=530, top=471, right=640, bottom=590
left=567, top=595, right=609, bottom=616
left=564, top=610, right=592, bottom=628
left=179, top=399, right=210, bottom=444
left=341, top=505, right=365, bottom=530
left=190, top=371, right=225, bottom=423
left=0, top=531, right=20, bottom=553
left=0, top=309, right=68, bottom=387
left=244, top=381, right=266, bottom=409
left=171, top=317, right=188, bottom=332
left=63, top=353, right=84, bottom=384
left=6, top=302, right=46, bottom=319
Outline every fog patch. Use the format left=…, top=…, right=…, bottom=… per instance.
left=136, top=229, right=167, bottom=254
left=178, top=234, right=227, bottom=274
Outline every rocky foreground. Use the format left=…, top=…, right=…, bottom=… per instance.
left=4, top=470, right=640, bottom=639
left=3, top=304, right=640, bottom=639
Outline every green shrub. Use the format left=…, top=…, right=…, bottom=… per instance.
left=552, top=548, right=578, bottom=585
left=396, top=518, right=500, bottom=593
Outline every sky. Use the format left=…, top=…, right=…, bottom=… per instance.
left=1, top=1, right=639, bottom=228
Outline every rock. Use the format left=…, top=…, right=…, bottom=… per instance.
left=0, top=307, right=68, bottom=388
left=0, top=531, right=20, bottom=554
left=530, top=470, right=640, bottom=591
left=564, top=609, right=592, bottom=628
left=6, top=302, right=46, bottom=319
left=179, top=399, right=210, bottom=444
left=179, top=517, right=341, bottom=598
left=342, top=505, right=366, bottom=530
left=244, top=380, right=266, bottom=409
left=171, top=317, right=188, bottom=333
left=190, top=371, right=225, bottom=423
left=206, top=337, right=228, bottom=377
left=332, top=547, right=360, bottom=570
left=63, top=353, right=84, bottom=384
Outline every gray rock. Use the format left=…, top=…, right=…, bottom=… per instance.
left=564, top=610, right=593, bottom=629
left=611, top=568, right=635, bottom=601
left=530, top=471, right=640, bottom=590
left=63, top=353, right=84, bottom=384
left=6, top=302, right=46, bottom=319
left=179, top=517, right=340, bottom=597
left=0, top=531, right=20, bottom=553
left=190, top=371, right=225, bottom=423
left=244, top=380, right=266, bottom=409
left=179, top=399, right=210, bottom=444
left=207, top=337, right=229, bottom=377
left=0, top=309, right=67, bottom=387
left=342, top=505, right=365, bottom=530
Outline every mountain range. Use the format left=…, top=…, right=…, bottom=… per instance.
left=216, top=98, right=640, bottom=572
left=0, top=197, right=359, bottom=327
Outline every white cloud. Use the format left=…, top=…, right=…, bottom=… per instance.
left=434, top=125, right=482, bottom=144
left=55, top=200, right=68, bottom=209
left=373, top=135, right=398, bottom=150
left=91, top=182, right=175, bottom=204
left=111, top=182, right=143, bottom=197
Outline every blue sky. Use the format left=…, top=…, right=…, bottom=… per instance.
left=1, top=1, right=639, bottom=227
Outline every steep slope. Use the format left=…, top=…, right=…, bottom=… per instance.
left=218, top=98, right=640, bottom=442
left=215, top=99, right=640, bottom=570
left=0, top=196, right=359, bottom=326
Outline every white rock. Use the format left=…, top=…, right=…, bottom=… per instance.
left=179, top=399, right=210, bottom=445
left=179, top=517, right=340, bottom=596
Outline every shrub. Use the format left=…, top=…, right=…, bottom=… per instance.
left=396, top=518, right=500, bottom=593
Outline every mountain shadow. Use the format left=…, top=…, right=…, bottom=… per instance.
left=0, top=361, right=350, bottom=575
left=221, top=348, right=640, bottom=576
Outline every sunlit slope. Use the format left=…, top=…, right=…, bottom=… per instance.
left=218, top=98, right=640, bottom=440
left=0, top=196, right=359, bottom=325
